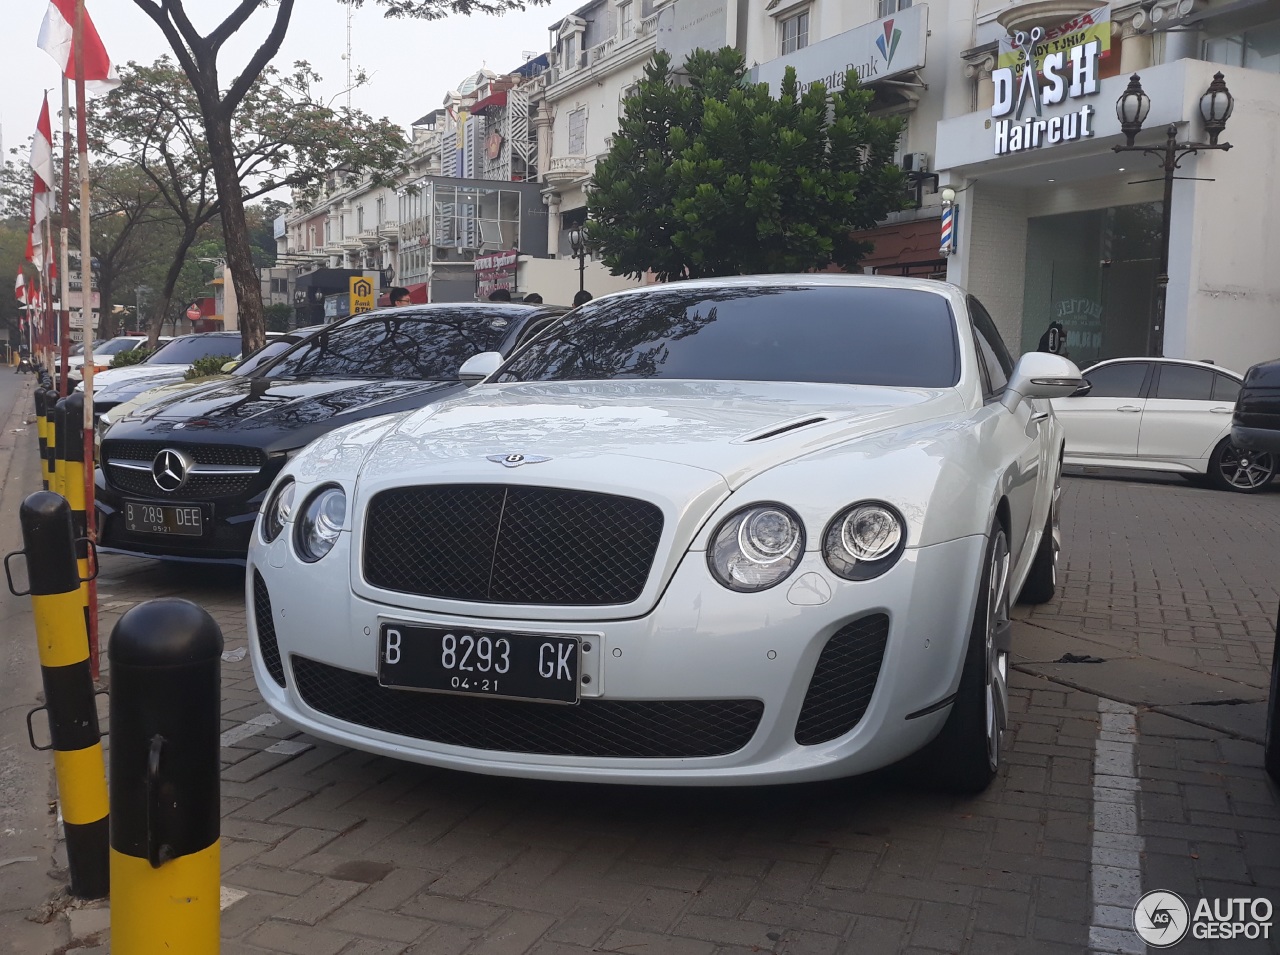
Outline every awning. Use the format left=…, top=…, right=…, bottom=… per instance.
left=514, top=53, right=549, bottom=78
left=470, top=90, right=508, bottom=113
left=376, top=282, right=428, bottom=307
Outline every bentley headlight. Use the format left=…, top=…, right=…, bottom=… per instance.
left=823, top=502, right=906, bottom=580
left=295, top=485, right=346, bottom=562
left=708, top=504, right=803, bottom=592
left=261, top=479, right=295, bottom=543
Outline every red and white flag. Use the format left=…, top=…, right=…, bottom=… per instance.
left=14, top=273, right=26, bottom=305
left=29, top=96, right=55, bottom=230
left=37, top=0, right=120, bottom=93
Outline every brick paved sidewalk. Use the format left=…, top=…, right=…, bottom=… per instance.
left=9, top=470, right=1280, bottom=954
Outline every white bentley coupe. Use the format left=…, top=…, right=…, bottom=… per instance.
left=247, top=276, right=1081, bottom=791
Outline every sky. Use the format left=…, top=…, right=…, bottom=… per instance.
left=2, top=0, right=584, bottom=162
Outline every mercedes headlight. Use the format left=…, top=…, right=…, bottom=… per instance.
left=295, top=485, right=346, bottom=562
left=707, top=504, right=804, bottom=592
left=261, top=479, right=295, bottom=543
left=822, top=502, right=906, bottom=580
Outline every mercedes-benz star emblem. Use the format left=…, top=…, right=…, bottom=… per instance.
left=486, top=452, right=551, bottom=469
left=151, top=448, right=193, bottom=492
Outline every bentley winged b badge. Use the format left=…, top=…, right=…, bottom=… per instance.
left=487, top=452, right=552, bottom=468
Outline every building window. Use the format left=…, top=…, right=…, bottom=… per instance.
left=357, top=205, right=365, bottom=233
left=780, top=10, right=809, bottom=55
left=619, top=0, right=634, bottom=40
left=563, top=34, right=578, bottom=71
left=324, top=221, right=331, bottom=244
left=1205, top=21, right=1280, bottom=72
left=568, top=107, right=587, bottom=155
left=620, top=82, right=640, bottom=118
left=877, top=0, right=911, bottom=19
left=376, top=197, right=386, bottom=225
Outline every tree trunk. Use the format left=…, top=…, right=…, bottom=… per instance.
left=150, top=224, right=200, bottom=348
left=205, top=111, right=265, bottom=354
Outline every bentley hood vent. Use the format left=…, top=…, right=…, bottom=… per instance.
left=742, top=416, right=829, bottom=443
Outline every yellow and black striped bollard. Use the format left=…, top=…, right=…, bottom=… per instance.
left=7, top=491, right=109, bottom=899
left=110, top=599, right=223, bottom=952
left=34, top=387, right=50, bottom=490
left=58, top=394, right=93, bottom=642
left=49, top=395, right=64, bottom=498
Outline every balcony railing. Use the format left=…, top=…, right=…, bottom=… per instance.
left=545, top=156, right=591, bottom=183
left=585, top=14, right=658, bottom=65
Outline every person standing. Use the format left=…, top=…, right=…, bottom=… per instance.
left=573, top=289, right=593, bottom=307
left=388, top=287, right=411, bottom=307
left=488, top=288, right=512, bottom=302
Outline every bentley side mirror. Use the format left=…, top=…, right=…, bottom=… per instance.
left=459, top=351, right=503, bottom=385
left=1001, top=352, right=1083, bottom=412
left=1070, top=380, right=1093, bottom=397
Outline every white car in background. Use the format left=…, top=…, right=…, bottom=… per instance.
left=1051, top=357, right=1274, bottom=493
left=61, top=335, right=156, bottom=385
left=247, top=275, right=1082, bottom=791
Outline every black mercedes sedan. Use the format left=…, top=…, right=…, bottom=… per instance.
left=94, top=303, right=563, bottom=563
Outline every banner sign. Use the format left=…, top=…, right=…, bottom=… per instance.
left=997, top=6, right=1111, bottom=76
left=474, top=249, right=518, bottom=300
left=349, top=276, right=375, bottom=315
left=753, top=4, right=927, bottom=96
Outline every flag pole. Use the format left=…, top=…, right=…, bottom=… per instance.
left=60, top=77, right=73, bottom=398
left=44, top=216, right=56, bottom=371
left=75, top=0, right=100, bottom=680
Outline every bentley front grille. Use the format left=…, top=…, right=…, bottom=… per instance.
left=364, top=485, right=664, bottom=606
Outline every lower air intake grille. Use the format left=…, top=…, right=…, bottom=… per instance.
left=253, top=571, right=286, bottom=688
left=794, top=614, right=890, bottom=745
left=292, top=656, right=763, bottom=758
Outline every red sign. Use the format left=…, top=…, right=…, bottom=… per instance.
left=474, top=249, right=519, bottom=299
left=185, top=305, right=201, bottom=321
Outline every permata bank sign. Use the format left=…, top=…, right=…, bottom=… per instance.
left=990, top=9, right=1110, bottom=156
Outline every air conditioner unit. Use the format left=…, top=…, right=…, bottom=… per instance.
left=901, top=151, right=929, bottom=173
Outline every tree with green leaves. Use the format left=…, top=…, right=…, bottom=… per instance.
left=130, top=0, right=545, bottom=354
left=587, top=48, right=908, bottom=281
left=96, top=56, right=407, bottom=348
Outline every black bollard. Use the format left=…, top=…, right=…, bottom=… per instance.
left=9, top=492, right=109, bottom=899
left=109, top=599, right=222, bottom=951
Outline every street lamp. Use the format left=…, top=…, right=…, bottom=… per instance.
left=1113, top=71, right=1234, bottom=357
left=567, top=227, right=587, bottom=294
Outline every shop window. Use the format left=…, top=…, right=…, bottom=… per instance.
left=1021, top=204, right=1162, bottom=366
left=780, top=10, right=809, bottom=54
left=1205, top=22, right=1280, bottom=72
left=878, top=0, right=911, bottom=19
left=568, top=108, right=588, bottom=155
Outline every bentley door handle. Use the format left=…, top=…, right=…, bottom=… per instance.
left=1210, top=407, right=1232, bottom=414
left=1116, top=405, right=1142, bottom=412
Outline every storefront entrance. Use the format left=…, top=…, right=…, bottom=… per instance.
left=1020, top=202, right=1162, bottom=366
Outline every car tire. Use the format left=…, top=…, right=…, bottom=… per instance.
left=1207, top=438, right=1277, bottom=493
left=923, top=522, right=1011, bottom=794
left=1018, top=465, right=1061, bottom=605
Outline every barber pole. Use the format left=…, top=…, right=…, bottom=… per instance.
left=940, top=205, right=957, bottom=257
